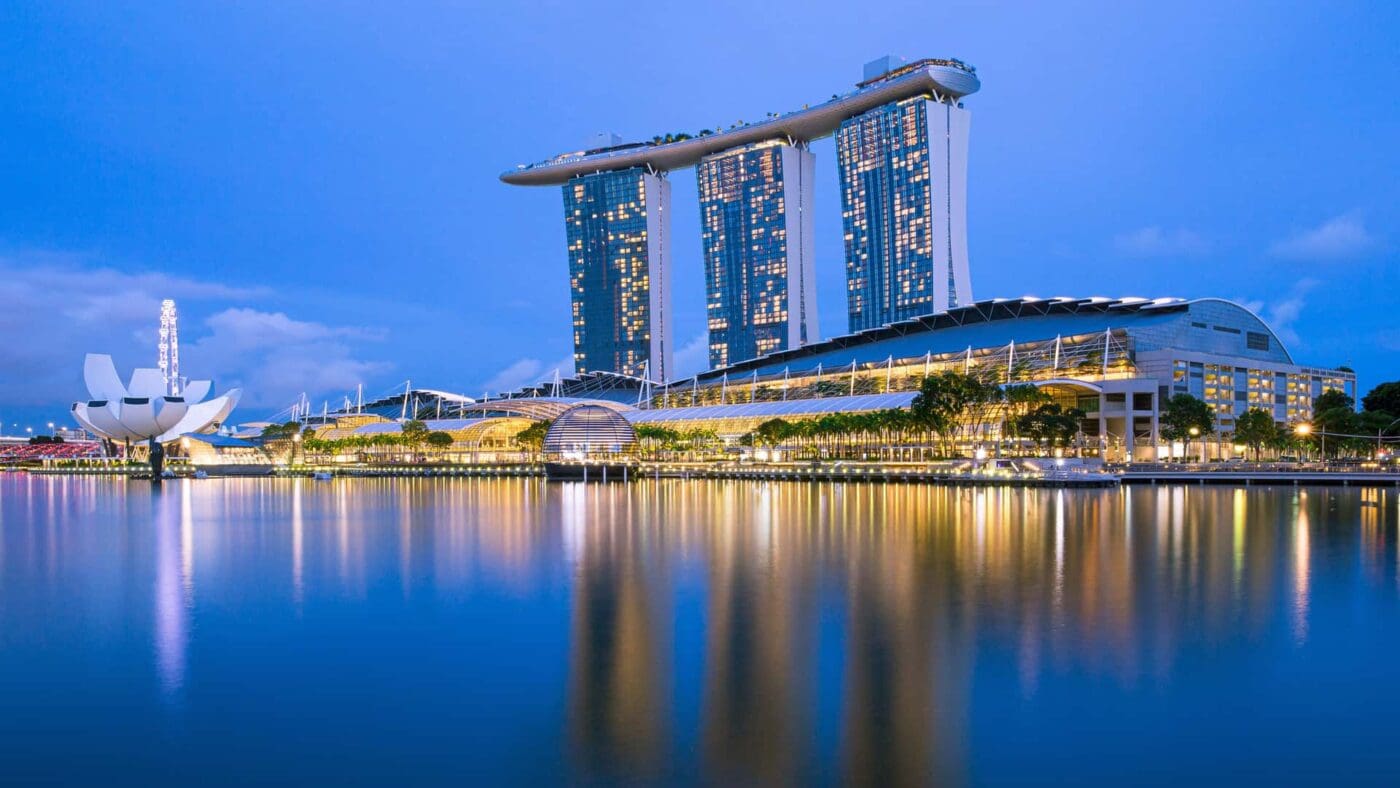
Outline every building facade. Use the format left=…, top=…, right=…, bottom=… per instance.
left=628, top=297, right=1354, bottom=462
left=697, top=141, right=818, bottom=368
left=505, top=58, right=981, bottom=384
left=836, top=95, right=972, bottom=332
left=562, top=168, right=673, bottom=380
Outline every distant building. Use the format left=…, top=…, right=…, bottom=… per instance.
left=697, top=140, right=818, bottom=368
left=563, top=168, right=673, bottom=381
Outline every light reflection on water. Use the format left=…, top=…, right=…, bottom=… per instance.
left=1, top=475, right=1399, bottom=784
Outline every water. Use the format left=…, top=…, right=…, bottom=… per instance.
left=2, top=474, right=1399, bottom=785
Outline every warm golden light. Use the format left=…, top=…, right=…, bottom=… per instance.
left=1294, top=423, right=1313, bottom=436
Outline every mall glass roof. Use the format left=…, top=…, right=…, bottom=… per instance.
left=670, top=296, right=1301, bottom=386
left=625, top=392, right=917, bottom=424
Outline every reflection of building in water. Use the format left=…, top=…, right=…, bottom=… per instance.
left=153, top=481, right=193, bottom=701
left=700, top=483, right=817, bottom=782
left=835, top=485, right=974, bottom=785
left=567, top=489, right=670, bottom=779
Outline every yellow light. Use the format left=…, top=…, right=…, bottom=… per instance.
left=1294, top=423, right=1313, bottom=436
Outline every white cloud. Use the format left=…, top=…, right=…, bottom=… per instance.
left=1112, top=227, right=1208, bottom=258
left=1269, top=215, right=1378, bottom=261
left=478, top=353, right=574, bottom=396
left=1239, top=278, right=1318, bottom=348
left=671, top=333, right=710, bottom=380
left=187, top=308, right=390, bottom=410
left=0, top=255, right=388, bottom=418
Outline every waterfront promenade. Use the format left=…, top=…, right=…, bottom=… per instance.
left=14, top=459, right=1400, bottom=488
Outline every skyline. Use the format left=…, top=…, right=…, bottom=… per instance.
left=1, top=1, right=1397, bottom=429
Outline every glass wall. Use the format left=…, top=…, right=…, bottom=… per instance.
left=563, top=169, right=670, bottom=378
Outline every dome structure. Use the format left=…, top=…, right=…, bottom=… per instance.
left=71, top=353, right=241, bottom=443
left=543, top=404, right=637, bottom=456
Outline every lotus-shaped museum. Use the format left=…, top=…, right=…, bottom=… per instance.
left=71, top=353, right=241, bottom=443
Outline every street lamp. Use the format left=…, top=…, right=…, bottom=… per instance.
left=1294, top=423, right=1315, bottom=461
left=1188, top=426, right=1200, bottom=463
left=47, top=421, right=55, bottom=436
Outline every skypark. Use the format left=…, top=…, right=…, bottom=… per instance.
left=499, top=58, right=979, bottom=185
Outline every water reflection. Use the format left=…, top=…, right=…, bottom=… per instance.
left=1, top=477, right=1398, bottom=783
left=153, top=482, right=192, bottom=701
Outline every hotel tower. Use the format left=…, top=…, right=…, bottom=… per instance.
left=505, top=56, right=979, bottom=379
left=837, top=58, right=973, bottom=331
left=562, top=167, right=673, bottom=381
left=697, top=141, right=818, bottom=368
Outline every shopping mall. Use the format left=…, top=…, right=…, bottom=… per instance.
left=280, top=295, right=1351, bottom=464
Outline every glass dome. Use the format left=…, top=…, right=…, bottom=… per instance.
left=543, top=404, right=637, bottom=456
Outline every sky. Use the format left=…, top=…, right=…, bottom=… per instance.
left=1, top=0, right=1397, bottom=431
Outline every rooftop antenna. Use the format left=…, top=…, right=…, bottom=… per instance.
left=158, top=299, right=180, bottom=396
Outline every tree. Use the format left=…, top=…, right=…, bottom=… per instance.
left=634, top=424, right=680, bottom=459
left=1362, top=381, right=1400, bottom=416
left=425, top=431, right=454, bottom=451
left=1233, top=408, right=1277, bottom=461
left=401, top=419, right=429, bottom=447
left=515, top=420, right=551, bottom=457
left=1314, top=389, right=1354, bottom=415
left=1015, top=404, right=1085, bottom=454
left=1160, top=394, right=1214, bottom=442
left=1312, top=390, right=1356, bottom=458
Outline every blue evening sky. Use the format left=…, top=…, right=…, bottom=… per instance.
left=1, top=1, right=1396, bottom=428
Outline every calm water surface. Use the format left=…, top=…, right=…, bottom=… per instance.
left=2, top=474, right=1399, bottom=784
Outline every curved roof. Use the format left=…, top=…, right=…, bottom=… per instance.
left=460, top=397, right=636, bottom=421
left=675, top=296, right=1298, bottom=385
left=626, top=392, right=917, bottom=424
left=351, top=416, right=534, bottom=447
left=544, top=405, right=637, bottom=454
left=502, top=61, right=978, bottom=186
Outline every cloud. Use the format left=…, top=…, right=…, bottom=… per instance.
left=1269, top=215, right=1378, bottom=261
left=478, top=353, right=574, bottom=396
left=1112, top=227, right=1208, bottom=258
left=671, top=333, right=710, bottom=380
left=187, top=308, right=391, bottom=410
left=1239, top=278, right=1318, bottom=348
left=0, top=254, right=388, bottom=420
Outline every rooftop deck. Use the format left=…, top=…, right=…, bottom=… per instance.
left=500, top=61, right=979, bottom=186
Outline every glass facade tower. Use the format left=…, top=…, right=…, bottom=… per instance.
left=697, top=141, right=818, bottom=369
left=836, top=96, right=972, bottom=332
left=562, top=168, right=673, bottom=380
